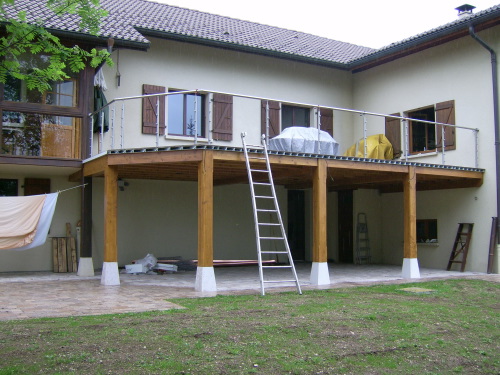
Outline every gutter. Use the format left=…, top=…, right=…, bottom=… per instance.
left=468, top=25, right=500, bottom=246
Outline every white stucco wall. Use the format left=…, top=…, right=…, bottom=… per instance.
left=94, top=37, right=354, bottom=153
left=353, top=26, right=500, bottom=273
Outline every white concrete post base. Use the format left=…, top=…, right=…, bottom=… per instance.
left=195, top=266, right=217, bottom=292
left=402, top=258, right=421, bottom=279
left=310, top=262, right=331, bottom=285
left=77, top=257, right=95, bottom=277
left=101, top=262, right=120, bottom=285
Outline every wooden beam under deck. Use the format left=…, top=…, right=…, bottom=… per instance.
left=81, top=149, right=484, bottom=191
left=198, top=151, right=214, bottom=267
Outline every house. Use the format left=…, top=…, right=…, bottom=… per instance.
left=0, top=0, right=498, bottom=292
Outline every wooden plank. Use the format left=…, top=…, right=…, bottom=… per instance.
left=52, top=238, right=58, bottom=273
left=104, top=165, right=118, bottom=263
left=58, top=238, right=68, bottom=273
left=67, top=237, right=77, bottom=272
left=197, top=151, right=214, bottom=267
left=313, top=159, right=328, bottom=263
left=107, top=150, right=203, bottom=166
left=403, top=167, right=417, bottom=259
left=83, top=155, right=108, bottom=177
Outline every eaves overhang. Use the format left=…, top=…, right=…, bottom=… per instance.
left=136, top=28, right=350, bottom=71
left=348, top=9, right=500, bottom=73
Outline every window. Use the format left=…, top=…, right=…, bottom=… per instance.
left=0, top=179, right=18, bottom=196
left=24, top=178, right=50, bottom=196
left=0, top=52, right=88, bottom=160
left=417, top=219, right=438, bottom=243
left=168, top=91, right=205, bottom=137
left=261, top=101, right=333, bottom=138
left=282, top=105, right=310, bottom=129
left=385, top=100, right=456, bottom=158
left=1, top=112, right=81, bottom=158
left=408, top=106, right=436, bottom=153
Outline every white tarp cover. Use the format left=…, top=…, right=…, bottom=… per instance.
left=0, top=193, right=58, bottom=251
left=268, top=127, right=339, bottom=156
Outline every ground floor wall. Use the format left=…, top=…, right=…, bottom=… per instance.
left=0, top=174, right=81, bottom=272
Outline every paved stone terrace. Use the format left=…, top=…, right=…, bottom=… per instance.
left=0, top=264, right=497, bottom=321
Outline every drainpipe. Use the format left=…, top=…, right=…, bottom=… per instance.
left=469, top=25, right=500, bottom=247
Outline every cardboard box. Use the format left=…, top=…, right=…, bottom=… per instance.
left=125, top=264, right=146, bottom=273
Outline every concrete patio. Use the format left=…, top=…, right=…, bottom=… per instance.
left=0, top=263, right=497, bottom=321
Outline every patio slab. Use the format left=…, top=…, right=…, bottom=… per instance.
left=0, top=263, right=497, bottom=321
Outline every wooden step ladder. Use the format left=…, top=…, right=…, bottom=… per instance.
left=355, top=213, right=371, bottom=264
left=447, top=223, right=474, bottom=272
left=241, top=132, right=302, bottom=296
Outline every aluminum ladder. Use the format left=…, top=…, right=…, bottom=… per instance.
left=241, top=133, right=302, bottom=296
left=355, top=213, right=371, bottom=264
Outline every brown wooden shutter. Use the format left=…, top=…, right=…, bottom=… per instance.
left=319, top=108, right=333, bottom=137
left=385, top=113, right=401, bottom=158
left=212, top=93, right=233, bottom=141
left=261, top=100, right=280, bottom=139
left=24, top=178, right=50, bottom=196
left=435, top=100, right=456, bottom=151
left=142, top=84, right=165, bottom=135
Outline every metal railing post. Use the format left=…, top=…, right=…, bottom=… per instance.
left=403, top=119, right=409, bottom=162
left=120, top=102, right=125, bottom=149
left=265, top=100, right=270, bottom=146
left=111, top=103, right=115, bottom=149
left=362, top=114, right=367, bottom=158
left=194, top=93, right=198, bottom=145
left=156, top=96, right=160, bottom=148
left=89, top=115, right=94, bottom=157
left=475, top=129, right=479, bottom=168
left=441, top=124, right=446, bottom=165
left=99, top=111, right=104, bottom=154
left=317, top=107, right=321, bottom=154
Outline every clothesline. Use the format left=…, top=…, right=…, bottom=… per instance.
left=57, top=184, right=87, bottom=194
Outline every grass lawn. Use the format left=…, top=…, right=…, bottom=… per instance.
left=0, top=279, right=498, bottom=374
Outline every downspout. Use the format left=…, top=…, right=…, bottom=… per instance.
left=469, top=25, right=500, bottom=246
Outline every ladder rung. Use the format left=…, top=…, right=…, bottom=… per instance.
left=259, top=237, right=284, bottom=240
left=257, top=209, right=277, bottom=212
left=262, top=265, right=292, bottom=269
left=263, top=280, right=297, bottom=283
left=254, top=182, right=271, bottom=186
left=255, top=195, right=273, bottom=199
left=248, top=156, right=266, bottom=160
left=245, top=144, right=264, bottom=149
left=261, top=251, right=289, bottom=254
left=250, top=169, right=268, bottom=173
left=258, top=223, right=280, bottom=226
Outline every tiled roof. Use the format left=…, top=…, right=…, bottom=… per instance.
left=3, top=0, right=500, bottom=68
left=2, top=0, right=374, bottom=65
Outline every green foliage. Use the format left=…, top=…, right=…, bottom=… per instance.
left=0, top=0, right=113, bottom=93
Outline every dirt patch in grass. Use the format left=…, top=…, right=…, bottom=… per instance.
left=0, top=279, right=499, bottom=374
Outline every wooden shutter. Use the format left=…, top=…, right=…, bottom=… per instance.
left=436, top=100, right=456, bottom=151
left=212, top=93, right=233, bottom=141
left=319, top=108, right=333, bottom=137
left=24, top=178, right=50, bottom=196
left=142, top=84, right=165, bottom=135
left=385, top=113, right=401, bottom=158
left=261, top=100, right=280, bottom=139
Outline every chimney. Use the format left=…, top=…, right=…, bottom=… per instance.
left=455, top=4, right=476, bottom=18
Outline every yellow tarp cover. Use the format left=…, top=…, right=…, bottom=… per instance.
left=343, top=134, right=394, bottom=160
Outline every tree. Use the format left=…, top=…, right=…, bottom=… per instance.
left=0, top=0, right=113, bottom=93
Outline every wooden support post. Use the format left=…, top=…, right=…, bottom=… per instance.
left=102, top=165, right=120, bottom=285
left=198, top=151, right=214, bottom=267
left=77, top=176, right=94, bottom=277
left=311, top=159, right=330, bottom=285
left=104, top=166, right=118, bottom=263
left=196, top=151, right=216, bottom=292
left=402, top=166, right=420, bottom=278
left=313, top=160, right=327, bottom=262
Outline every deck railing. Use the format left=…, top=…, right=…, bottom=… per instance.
left=88, top=89, right=480, bottom=168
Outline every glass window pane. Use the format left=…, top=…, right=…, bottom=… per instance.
left=168, top=94, right=184, bottom=135
left=295, top=107, right=310, bottom=127
left=186, top=94, right=202, bottom=136
left=282, top=105, right=293, bottom=129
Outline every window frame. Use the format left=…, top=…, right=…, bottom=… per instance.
left=0, top=178, right=18, bottom=196
left=416, top=219, right=438, bottom=244
left=281, top=104, right=311, bottom=129
left=406, top=105, right=437, bottom=154
left=167, top=90, right=206, bottom=138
